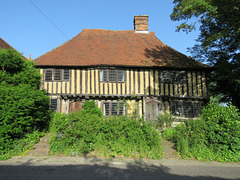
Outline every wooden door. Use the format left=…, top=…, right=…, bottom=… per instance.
left=69, top=101, right=83, bottom=113
left=146, top=100, right=161, bottom=122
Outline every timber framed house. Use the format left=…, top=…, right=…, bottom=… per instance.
left=34, top=16, right=211, bottom=121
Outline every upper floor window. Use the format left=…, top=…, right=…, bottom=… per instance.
left=100, top=68, right=125, bottom=82
left=160, top=70, right=186, bottom=84
left=45, top=69, right=70, bottom=81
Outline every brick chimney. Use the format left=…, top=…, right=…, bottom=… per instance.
left=134, top=15, right=149, bottom=33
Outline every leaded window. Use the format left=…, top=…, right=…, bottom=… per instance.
left=170, top=101, right=201, bottom=118
left=45, top=69, right=53, bottom=81
left=160, top=70, right=186, bottom=84
left=100, top=68, right=125, bottom=82
left=103, top=102, right=125, bottom=116
left=44, top=69, right=70, bottom=81
left=63, top=69, right=70, bottom=80
left=50, top=99, right=57, bottom=111
left=109, top=69, right=116, bottom=82
left=54, top=69, right=61, bottom=80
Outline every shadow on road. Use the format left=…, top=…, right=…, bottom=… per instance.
left=0, top=157, right=234, bottom=180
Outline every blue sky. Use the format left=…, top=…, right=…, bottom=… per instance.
left=1, top=0, right=200, bottom=59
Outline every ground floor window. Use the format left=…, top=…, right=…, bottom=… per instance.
left=103, top=101, right=125, bottom=116
left=170, top=101, right=202, bottom=118
left=50, top=98, right=58, bottom=111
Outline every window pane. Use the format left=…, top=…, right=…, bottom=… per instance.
left=170, top=101, right=201, bottom=118
left=100, top=69, right=107, bottom=82
left=117, top=69, right=125, bottom=82
left=63, top=69, right=70, bottom=80
left=54, top=69, right=61, bottom=80
left=104, top=102, right=110, bottom=115
left=178, top=71, right=186, bottom=84
left=161, top=71, right=171, bottom=83
left=45, top=69, right=52, bottom=81
left=118, top=103, right=124, bottom=115
left=50, top=99, right=57, bottom=111
left=111, top=103, right=118, bottom=115
left=109, top=69, right=116, bottom=81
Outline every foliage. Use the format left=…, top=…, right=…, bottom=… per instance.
left=0, top=48, right=42, bottom=89
left=80, top=100, right=103, bottom=117
left=0, top=48, right=51, bottom=156
left=162, top=128, right=175, bottom=140
left=156, top=113, right=174, bottom=129
left=171, top=0, right=240, bottom=110
left=95, top=116, right=162, bottom=159
left=49, top=102, right=162, bottom=159
left=171, top=100, right=240, bottom=162
left=0, top=131, right=45, bottom=160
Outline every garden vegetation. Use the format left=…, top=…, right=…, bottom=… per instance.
left=0, top=49, right=51, bottom=160
left=164, top=100, right=240, bottom=162
left=49, top=101, right=163, bottom=159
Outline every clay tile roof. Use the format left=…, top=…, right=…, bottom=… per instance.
left=34, top=29, right=209, bottom=69
left=0, top=37, right=27, bottom=59
left=0, top=37, right=14, bottom=49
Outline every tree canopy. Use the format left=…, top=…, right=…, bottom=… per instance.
left=171, top=0, right=240, bottom=109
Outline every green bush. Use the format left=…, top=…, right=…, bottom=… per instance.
left=0, top=48, right=51, bottom=156
left=95, top=116, right=162, bottom=159
left=49, top=102, right=162, bottom=159
left=80, top=100, right=103, bottom=117
left=172, top=100, right=240, bottom=162
left=162, top=128, right=175, bottom=139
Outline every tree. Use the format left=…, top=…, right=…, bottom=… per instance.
left=0, top=48, right=51, bottom=153
left=171, top=0, right=240, bottom=109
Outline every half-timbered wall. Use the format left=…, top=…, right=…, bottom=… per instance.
left=40, top=68, right=208, bottom=98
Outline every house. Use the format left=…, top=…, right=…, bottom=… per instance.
left=0, top=37, right=16, bottom=49
left=0, top=37, right=28, bottom=59
left=34, top=15, right=211, bottom=121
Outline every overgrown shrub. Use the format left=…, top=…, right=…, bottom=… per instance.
left=172, top=100, right=240, bottom=162
left=80, top=100, right=103, bottom=117
left=49, top=101, right=162, bottom=159
left=95, top=116, right=162, bottom=159
left=0, top=48, right=51, bottom=156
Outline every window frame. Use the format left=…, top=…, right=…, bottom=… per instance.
left=99, top=68, right=125, bottom=82
left=50, top=98, right=58, bottom=111
left=170, top=101, right=201, bottom=118
left=160, top=70, right=186, bottom=84
left=102, top=101, right=126, bottom=116
left=44, top=68, right=70, bottom=81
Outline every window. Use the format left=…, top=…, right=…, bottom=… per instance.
left=45, top=69, right=70, bottom=81
left=160, top=70, right=186, bottom=84
left=117, top=69, right=125, bottom=82
left=103, top=102, right=125, bottom=116
left=63, top=69, right=70, bottom=80
left=100, top=69, right=107, bottom=81
left=50, top=99, right=58, bottom=111
left=100, top=68, right=125, bottom=82
left=170, top=101, right=201, bottom=118
left=45, top=69, right=53, bottom=81
left=54, top=69, right=61, bottom=80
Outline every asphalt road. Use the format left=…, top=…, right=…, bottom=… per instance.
left=0, top=156, right=239, bottom=180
